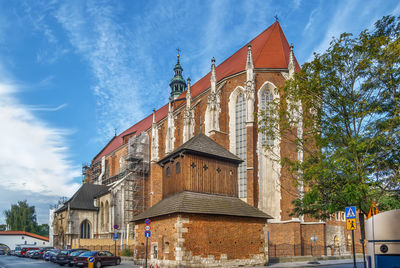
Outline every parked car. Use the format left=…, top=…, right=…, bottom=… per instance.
left=74, top=251, right=121, bottom=268
left=0, top=249, right=5, bottom=255
left=54, top=249, right=89, bottom=266
left=43, top=249, right=60, bottom=261
left=14, top=250, right=21, bottom=256
left=25, top=249, right=37, bottom=258
left=66, top=249, right=89, bottom=267
left=31, top=249, right=46, bottom=259
left=49, top=250, right=59, bottom=262
left=43, top=250, right=51, bottom=260
left=20, top=247, right=39, bottom=257
left=7, top=250, right=14, bottom=255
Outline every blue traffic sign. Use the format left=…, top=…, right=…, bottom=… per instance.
left=345, top=206, right=356, bottom=219
left=145, top=231, right=151, bottom=237
left=113, top=233, right=119, bottom=241
left=145, top=218, right=151, bottom=225
left=88, top=257, right=95, bottom=263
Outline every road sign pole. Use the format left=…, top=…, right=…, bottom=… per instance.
left=359, top=212, right=366, bottom=268
left=352, top=229, right=356, bottom=268
left=145, top=236, right=148, bottom=268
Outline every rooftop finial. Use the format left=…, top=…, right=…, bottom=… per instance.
left=176, top=48, right=181, bottom=63
left=211, top=57, right=216, bottom=93
left=274, top=14, right=279, bottom=22
left=152, top=109, right=156, bottom=124
left=288, top=44, right=295, bottom=78
left=186, top=77, right=192, bottom=107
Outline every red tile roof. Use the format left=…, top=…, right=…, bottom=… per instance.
left=0, top=231, right=49, bottom=242
left=92, top=21, right=299, bottom=163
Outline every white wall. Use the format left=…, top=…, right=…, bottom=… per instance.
left=0, top=234, right=50, bottom=250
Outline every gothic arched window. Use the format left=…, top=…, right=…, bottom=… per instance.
left=260, top=89, right=274, bottom=146
left=80, top=220, right=91, bottom=239
left=105, top=201, right=109, bottom=225
left=235, top=93, right=247, bottom=198
left=100, top=202, right=104, bottom=227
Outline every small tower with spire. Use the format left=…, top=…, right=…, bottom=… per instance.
left=169, top=49, right=187, bottom=100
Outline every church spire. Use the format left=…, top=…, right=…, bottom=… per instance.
left=186, top=77, right=192, bottom=108
left=210, top=57, right=216, bottom=94
left=169, top=50, right=187, bottom=100
left=288, top=44, right=296, bottom=78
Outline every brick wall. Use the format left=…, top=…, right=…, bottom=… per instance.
left=268, top=221, right=302, bottom=257
left=133, top=213, right=269, bottom=267
left=134, top=214, right=177, bottom=261
left=183, top=214, right=267, bottom=261
left=300, top=223, right=326, bottom=256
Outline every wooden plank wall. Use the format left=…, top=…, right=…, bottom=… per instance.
left=162, top=154, right=238, bottom=198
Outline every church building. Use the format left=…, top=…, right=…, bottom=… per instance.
left=52, top=21, right=361, bottom=264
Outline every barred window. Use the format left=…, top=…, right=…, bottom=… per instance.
left=235, top=93, right=247, bottom=198
left=260, top=90, right=274, bottom=145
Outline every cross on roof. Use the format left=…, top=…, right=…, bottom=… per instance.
left=274, top=15, right=279, bottom=21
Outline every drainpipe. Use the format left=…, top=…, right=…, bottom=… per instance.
left=98, top=156, right=106, bottom=185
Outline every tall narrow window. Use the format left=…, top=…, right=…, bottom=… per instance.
left=80, top=220, right=91, bottom=239
left=235, top=93, right=247, bottom=198
left=260, top=90, right=274, bottom=145
left=105, top=201, right=109, bottom=225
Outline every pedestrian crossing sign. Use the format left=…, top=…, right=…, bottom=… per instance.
left=347, top=218, right=357, bottom=230
left=345, top=206, right=356, bottom=219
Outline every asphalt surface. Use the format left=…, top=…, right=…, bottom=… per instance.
left=0, top=254, right=365, bottom=268
left=0, top=255, right=136, bottom=268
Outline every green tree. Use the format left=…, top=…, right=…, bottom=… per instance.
left=36, top=224, right=49, bottom=237
left=259, top=15, right=400, bottom=219
left=0, top=224, right=6, bottom=231
left=4, top=200, right=38, bottom=233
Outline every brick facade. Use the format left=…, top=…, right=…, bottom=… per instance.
left=66, top=21, right=367, bottom=264
left=134, top=214, right=268, bottom=267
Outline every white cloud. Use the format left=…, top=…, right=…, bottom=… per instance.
left=303, top=8, right=319, bottom=35
left=28, top=103, right=68, bottom=112
left=0, top=82, right=80, bottom=197
left=53, top=1, right=146, bottom=140
left=308, top=0, right=388, bottom=61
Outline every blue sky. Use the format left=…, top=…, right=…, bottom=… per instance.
left=0, top=0, right=399, bottom=225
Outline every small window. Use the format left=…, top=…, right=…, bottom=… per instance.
left=176, top=162, right=181, bottom=174
left=164, top=242, right=170, bottom=253
left=166, top=167, right=170, bottom=177
left=153, top=245, right=158, bottom=259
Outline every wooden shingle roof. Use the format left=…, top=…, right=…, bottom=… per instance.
left=158, top=134, right=242, bottom=165
left=131, top=191, right=273, bottom=221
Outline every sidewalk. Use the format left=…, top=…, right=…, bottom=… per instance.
left=121, top=257, right=364, bottom=267
left=264, top=258, right=363, bottom=267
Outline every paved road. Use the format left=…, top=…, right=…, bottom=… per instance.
left=1, top=255, right=365, bottom=268
left=0, top=255, right=137, bottom=268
